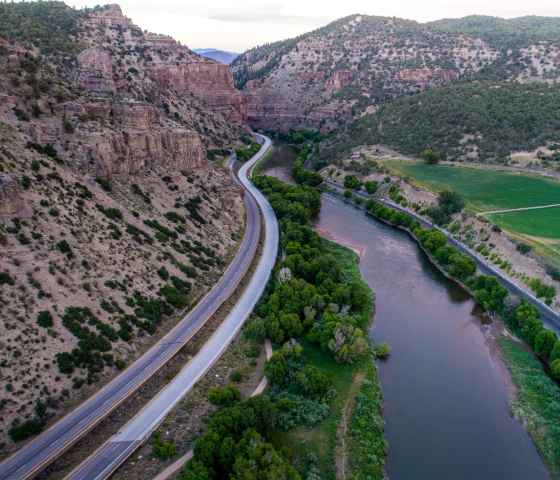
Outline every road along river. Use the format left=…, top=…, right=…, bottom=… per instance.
left=262, top=145, right=549, bottom=480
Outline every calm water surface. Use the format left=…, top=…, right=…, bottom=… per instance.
left=317, top=196, right=548, bottom=480
left=262, top=145, right=549, bottom=479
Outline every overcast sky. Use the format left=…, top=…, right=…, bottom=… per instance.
left=62, top=0, right=560, bottom=52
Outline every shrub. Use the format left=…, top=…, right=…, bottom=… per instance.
left=551, top=359, right=560, bottom=380
left=208, top=386, right=241, bottom=407
left=95, top=177, right=112, bottom=192
left=8, top=418, right=44, bottom=442
left=56, top=240, right=73, bottom=258
left=152, top=433, right=177, bottom=460
left=229, top=370, right=243, bottom=382
left=0, top=271, right=15, bottom=286
left=37, top=311, right=53, bottom=328
left=517, top=243, right=533, bottom=255
left=374, top=342, right=391, bottom=359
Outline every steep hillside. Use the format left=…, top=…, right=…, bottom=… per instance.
left=320, top=82, right=560, bottom=163
left=0, top=2, right=248, bottom=450
left=429, top=16, right=560, bottom=82
left=232, top=14, right=560, bottom=132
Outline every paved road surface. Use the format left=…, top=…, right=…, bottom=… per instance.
left=0, top=136, right=276, bottom=480
left=63, top=134, right=278, bottom=480
left=325, top=181, right=560, bottom=335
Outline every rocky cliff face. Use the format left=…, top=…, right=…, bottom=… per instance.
left=0, top=3, right=249, bottom=449
left=232, top=14, right=560, bottom=132
left=0, top=4, right=247, bottom=181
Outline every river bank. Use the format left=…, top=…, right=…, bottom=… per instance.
left=317, top=194, right=550, bottom=479
left=261, top=140, right=557, bottom=478
left=333, top=187, right=560, bottom=478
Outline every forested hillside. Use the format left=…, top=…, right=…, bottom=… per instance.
left=233, top=13, right=560, bottom=133
left=429, top=16, right=560, bottom=48
left=321, top=82, right=560, bottom=162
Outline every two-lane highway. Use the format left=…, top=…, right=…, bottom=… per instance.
left=0, top=135, right=277, bottom=480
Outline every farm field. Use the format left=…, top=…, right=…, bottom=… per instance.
left=385, top=161, right=560, bottom=212
left=385, top=161, right=560, bottom=264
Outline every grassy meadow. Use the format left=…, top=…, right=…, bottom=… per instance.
left=385, top=161, right=560, bottom=263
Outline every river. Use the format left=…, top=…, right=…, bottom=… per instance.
left=262, top=144, right=549, bottom=480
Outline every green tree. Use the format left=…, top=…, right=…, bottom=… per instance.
left=422, top=148, right=441, bottom=164
left=534, top=330, right=558, bottom=361
left=208, top=386, right=241, bottom=407
left=344, top=175, right=361, bottom=190
left=364, top=180, right=378, bottom=195
left=551, top=359, right=560, bottom=381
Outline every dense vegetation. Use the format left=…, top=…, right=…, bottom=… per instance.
left=499, top=337, right=560, bottom=475
left=429, top=15, right=560, bottom=49
left=181, top=176, right=386, bottom=479
left=342, top=82, right=560, bottom=162
left=0, top=1, right=85, bottom=54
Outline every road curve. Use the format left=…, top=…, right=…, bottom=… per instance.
left=63, top=134, right=278, bottom=480
left=0, top=135, right=277, bottom=480
left=325, top=180, right=560, bottom=335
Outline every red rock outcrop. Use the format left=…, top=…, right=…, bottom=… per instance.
left=394, top=68, right=460, bottom=87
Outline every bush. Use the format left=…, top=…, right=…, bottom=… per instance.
left=152, top=433, right=177, bottom=460
left=374, top=342, right=391, bottom=359
left=37, top=310, right=53, bottom=328
left=56, top=240, right=73, bottom=258
left=517, top=243, right=533, bottom=255
left=0, top=271, right=15, bottom=286
left=344, top=175, right=361, bottom=190
left=229, top=370, right=243, bottom=382
left=551, top=359, right=560, bottom=380
left=208, top=386, right=241, bottom=407
left=95, top=177, right=112, bottom=192
left=364, top=180, right=378, bottom=194
left=8, top=418, right=44, bottom=442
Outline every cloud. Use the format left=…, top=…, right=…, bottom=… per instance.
left=206, top=11, right=329, bottom=24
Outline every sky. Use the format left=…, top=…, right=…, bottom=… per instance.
left=61, top=0, right=560, bottom=52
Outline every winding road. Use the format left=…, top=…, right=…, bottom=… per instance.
left=0, top=135, right=278, bottom=480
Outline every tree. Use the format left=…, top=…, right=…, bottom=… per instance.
left=344, top=175, right=361, bottom=190
left=551, top=359, right=560, bottom=381
left=422, top=148, right=441, bottom=164
left=534, top=330, right=558, bottom=361
left=438, top=190, right=465, bottom=215
left=208, top=386, right=241, bottom=407
left=231, top=430, right=301, bottom=480
left=37, top=311, right=53, bottom=328
left=364, top=180, right=378, bottom=195
left=469, top=275, right=508, bottom=313
left=551, top=341, right=560, bottom=363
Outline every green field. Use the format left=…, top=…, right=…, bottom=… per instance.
left=386, top=161, right=560, bottom=263
left=387, top=162, right=560, bottom=212
left=488, top=207, right=560, bottom=239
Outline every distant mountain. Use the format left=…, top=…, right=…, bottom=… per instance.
left=194, top=48, right=239, bottom=64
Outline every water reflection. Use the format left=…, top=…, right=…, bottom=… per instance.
left=316, top=195, right=549, bottom=480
